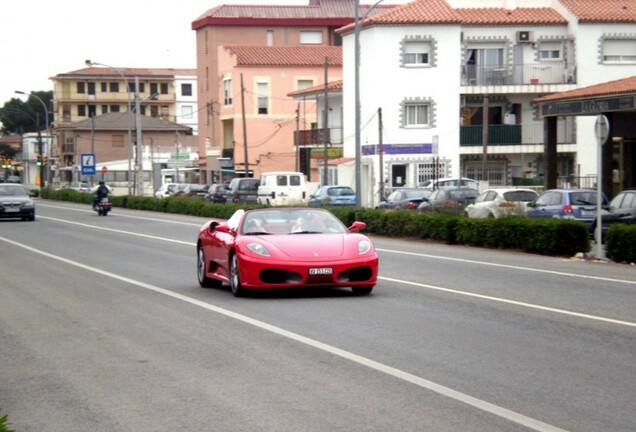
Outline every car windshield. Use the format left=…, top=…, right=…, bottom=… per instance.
left=404, top=189, right=429, bottom=199
left=0, top=185, right=28, bottom=196
left=570, top=191, right=598, bottom=205
left=503, top=191, right=538, bottom=202
left=328, top=187, right=354, bottom=196
left=241, top=209, right=347, bottom=235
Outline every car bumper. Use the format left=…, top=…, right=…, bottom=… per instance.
left=236, top=253, right=378, bottom=290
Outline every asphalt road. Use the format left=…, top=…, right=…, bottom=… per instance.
left=1, top=200, right=635, bottom=432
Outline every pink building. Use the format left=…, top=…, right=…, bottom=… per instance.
left=191, top=0, right=392, bottom=183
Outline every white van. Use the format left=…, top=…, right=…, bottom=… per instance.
left=257, top=171, right=308, bottom=206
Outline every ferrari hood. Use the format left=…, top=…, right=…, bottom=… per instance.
left=260, top=234, right=345, bottom=258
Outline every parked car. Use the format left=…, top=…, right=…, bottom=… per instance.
left=178, top=183, right=208, bottom=199
left=377, top=188, right=431, bottom=209
left=465, top=188, right=539, bottom=218
left=420, top=177, right=479, bottom=190
left=308, top=185, right=356, bottom=207
left=417, top=187, right=479, bottom=214
left=591, top=189, right=636, bottom=239
left=0, top=183, right=35, bottom=221
left=155, top=183, right=178, bottom=199
left=525, top=188, right=608, bottom=230
left=226, top=177, right=260, bottom=204
left=196, top=208, right=378, bottom=296
left=204, top=184, right=228, bottom=203
left=58, top=182, right=91, bottom=193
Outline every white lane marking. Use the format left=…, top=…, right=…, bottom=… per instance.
left=376, top=248, right=636, bottom=286
left=1, top=235, right=570, bottom=432
left=36, top=202, right=202, bottom=226
left=380, top=276, right=636, bottom=329
left=36, top=215, right=636, bottom=328
left=36, top=215, right=193, bottom=246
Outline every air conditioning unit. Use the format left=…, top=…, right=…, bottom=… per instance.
left=517, top=31, right=533, bottom=43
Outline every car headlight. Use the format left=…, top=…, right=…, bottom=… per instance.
left=246, top=242, right=270, bottom=256
left=358, top=240, right=372, bottom=254
left=21, top=201, right=35, bottom=209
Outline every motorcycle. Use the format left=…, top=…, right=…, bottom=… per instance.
left=95, top=196, right=112, bottom=216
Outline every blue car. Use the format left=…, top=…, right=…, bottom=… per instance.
left=308, top=185, right=356, bottom=207
left=526, top=188, right=608, bottom=230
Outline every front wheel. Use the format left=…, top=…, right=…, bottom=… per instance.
left=230, top=253, right=245, bottom=297
left=197, top=245, right=221, bottom=288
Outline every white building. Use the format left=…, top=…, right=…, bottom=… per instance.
left=337, top=0, right=636, bottom=207
left=19, top=132, right=53, bottom=188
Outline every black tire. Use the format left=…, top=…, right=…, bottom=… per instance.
left=230, top=253, right=245, bottom=297
left=351, top=286, right=373, bottom=295
left=197, top=245, right=221, bottom=288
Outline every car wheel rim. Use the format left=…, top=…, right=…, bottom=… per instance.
left=230, top=254, right=240, bottom=294
left=197, top=247, right=206, bottom=283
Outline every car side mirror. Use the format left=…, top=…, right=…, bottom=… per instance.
left=348, top=221, right=367, bottom=233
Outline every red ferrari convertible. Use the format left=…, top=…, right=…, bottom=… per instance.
left=196, top=208, right=378, bottom=297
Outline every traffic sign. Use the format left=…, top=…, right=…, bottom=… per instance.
left=81, top=153, right=96, bottom=175
left=595, top=115, right=609, bottom=145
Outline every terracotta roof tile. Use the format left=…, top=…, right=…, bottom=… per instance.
left=558, top=0, right=636, bottom=23
left=535, top=75, right=636, bottom=103
left=53, top=67, right=196, bottom=80
left=355, top=0, right=462, bottom=26
left=224, top=45, right=342, bottom=67
left=457, top=7, right=567, bottom=25
left=193, top=0, right=394, bottom=29
left=288, top=79, right=343, bottom=97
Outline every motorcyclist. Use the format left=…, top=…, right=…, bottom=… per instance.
left=92, top=181, right=110, bottom=209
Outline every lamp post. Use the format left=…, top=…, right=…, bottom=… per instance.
left=354, top=0, right=384, bottom=212
left=15, top=90, right=49, bottom=188
left=85, top=59, right=134, bottom=195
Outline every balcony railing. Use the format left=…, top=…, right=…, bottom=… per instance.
left=460, top=123, right=574, bottom=147
left=462, top=62, right=576, bottom=86
left=295, top=127, right=343, bottom=146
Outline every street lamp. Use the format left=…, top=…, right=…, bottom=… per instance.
left=15, top=90, right=49, bottom=188
left=354, top=0, right=384, bottom=212
left=85, top=59, right=134, bottom=195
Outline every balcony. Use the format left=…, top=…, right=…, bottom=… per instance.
left=294, top=127, right=343, bottom=146
left=460, top=123, right=574, bottom=147
left=462, top=62, right=576, bottom=86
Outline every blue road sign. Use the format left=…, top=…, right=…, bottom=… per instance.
left=81, top=153, right=96, bottom=176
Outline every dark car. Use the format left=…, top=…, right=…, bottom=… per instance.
left=592, top=189, right=636, bottom=238
left=308, top=185, right=356, bottom=207
left=226, top=178, right=260, bottom=204
left=0, top=184, right=35, bottom=221
left=417, top=187, right=479, bottom=214
left=204, top=184, right=228, bottom=203
left=525, top=188, right=608, bottom=230
left=377, top=188, right=431, bottom=210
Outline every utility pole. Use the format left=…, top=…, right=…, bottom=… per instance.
left=135, top=76, right=143, bottom=195
left=295, top=102, right=300, bottom=172
left=481, top=96, right=489, bottom=182
left=175, top=130, right=180, bottom=183
left=240, top=73, right=249, bottom=177
left=322, top=56, right=329, bottom=186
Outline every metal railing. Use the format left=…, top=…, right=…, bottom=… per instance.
left=462, top=62, right=576, bottom=86
left=294, top=127, right=344, bottom=146
left=460, top=123, right=574, bottom=147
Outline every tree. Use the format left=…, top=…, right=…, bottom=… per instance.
left=0, top=90, right=53, bottom=135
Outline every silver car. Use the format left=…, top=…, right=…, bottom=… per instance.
left=0, top=184, right=35, bottom=221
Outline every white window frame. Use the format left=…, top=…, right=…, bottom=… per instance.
left=257, top=81, right=269, bottom=115
left=181, top=105, right=193, bottom=119
left=404, top=41, right=431, bottom=66
left=539, top=42, right=562, bottom=61
left=602, top=39, right=636, bottom=63
left=405, top=104, right=430, bottom=127
left=223, top=77, right=233, bottom=105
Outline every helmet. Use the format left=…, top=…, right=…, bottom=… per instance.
left=99, top=181, right=105, bottom=185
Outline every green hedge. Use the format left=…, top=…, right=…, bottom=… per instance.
left=39, top=189, right=598, bottom=258
left=605, top=224, right=636, bottom=263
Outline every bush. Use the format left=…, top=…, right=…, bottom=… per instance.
left=605, top=224, right=636, bottom=263
left=0, top=409, right=15, bottom=432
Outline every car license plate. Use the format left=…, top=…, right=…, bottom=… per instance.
left=581, top=210, right=595, bottom=216
left=5, top=208, right=19, bottom=213
left=309, top=267, right=333, bottom=275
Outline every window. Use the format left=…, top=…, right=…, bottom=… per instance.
left=101, top=83, right=107, bottom=92
left=78, top=105, right=86, bottom=116
left=109, top=82, right=119, bottom=93
left=405, top=104, right=429, bottom=127
left=88, top=105, right=97, bottom=117
left=300, top=31, right=323, bottom=44
left=101, top=105, right=108, bottom=114
left=181, top=83, right=192, bottom=96
left=257, top=82, right=268, bottom=115
left=540, top=42, right=561, bottom=60
left=150, top=83, right=158, bottom=95
left=223, top=77, right=233, bottom=105
left=603, top=39, right=636, bottom=62
left=297, top=79, right=314, bottom=90
left=87, top=82, right=96, bottom=95
left=181, top=105, right=193, bottom=119
left=110, top=105, right=120, bottom=113
left=77, top=82, right=85, bottom=94
left=404, top=41, right=431, bottom=66
left=267, top=30, right=274, bottom=46
left=160, top=83, right=169, bottom=94
left=160, top=105, right=169, bottom=117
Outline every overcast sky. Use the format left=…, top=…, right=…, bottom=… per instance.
left=1, top=0, right=409, bottom=115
